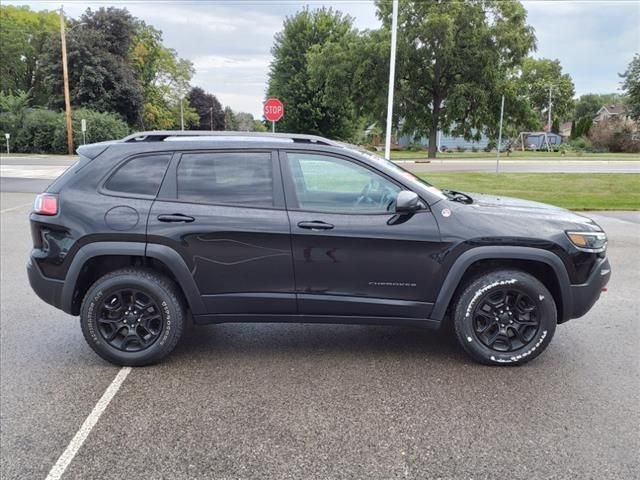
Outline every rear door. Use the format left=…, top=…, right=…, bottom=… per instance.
left=281, top=150, right=442, bottom=319
left=147, top=149, right=295, bottom=315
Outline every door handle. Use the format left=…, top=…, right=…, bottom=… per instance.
left=157, top=214, right=195, bottom=223
left=297, top=221, right=334, bottom=231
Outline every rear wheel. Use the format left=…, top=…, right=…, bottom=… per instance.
left=80, top=268, right=185, bottom=366
left=453, top=270, right=556, bottom=365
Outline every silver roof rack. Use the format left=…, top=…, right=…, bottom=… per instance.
left=121, top=131, right=337, bottom=146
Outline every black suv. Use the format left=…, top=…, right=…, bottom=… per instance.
left=28, top=131, right=610, bottom=366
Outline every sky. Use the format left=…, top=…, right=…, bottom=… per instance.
left=6, top=0, right=640, bottom=117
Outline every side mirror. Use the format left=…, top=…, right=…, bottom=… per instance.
left=395, top=190, right=420, bottom=213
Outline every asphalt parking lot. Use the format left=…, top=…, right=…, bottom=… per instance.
left=1, top=191, right=639, bottom=480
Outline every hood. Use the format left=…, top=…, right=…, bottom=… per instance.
left=461, top=192, right=602, bottom=231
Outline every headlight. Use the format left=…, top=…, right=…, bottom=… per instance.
left=566, top=231, right=607, bottom=253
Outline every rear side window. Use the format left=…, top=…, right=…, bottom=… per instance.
left=177, top=152, right=273, bottom=206
left=105, top=154, right=171, bottom=196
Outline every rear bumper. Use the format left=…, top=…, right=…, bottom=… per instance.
left=27, top=257, right=65, bottom=312
left=568, top=257, right=611, bottom=320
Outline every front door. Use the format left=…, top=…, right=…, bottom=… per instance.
left=281, top=151, right=442, bottom=319
left=147, top=149, right=295, bottom=314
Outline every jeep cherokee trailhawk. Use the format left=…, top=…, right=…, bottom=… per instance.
left=28, top=131, right=611, bottom=366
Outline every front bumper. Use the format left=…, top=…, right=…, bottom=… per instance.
left=27, top=257, right=65, bottom=311
left=568, top=257, right=611, bottom=320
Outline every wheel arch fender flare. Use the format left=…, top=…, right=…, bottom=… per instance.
left=61, top=241, right=205, bottom=315
left=430, top=246, right=572, bottom=322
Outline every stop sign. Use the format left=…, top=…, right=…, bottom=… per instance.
left=263, top=98, right=284, bottom=122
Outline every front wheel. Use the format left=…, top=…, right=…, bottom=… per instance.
left=80, top=268, right=185, bottom=366
left=453, top=270, right=557, bottom=365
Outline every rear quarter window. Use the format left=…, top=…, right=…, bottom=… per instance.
left=105, top=154, right=171, bottom=197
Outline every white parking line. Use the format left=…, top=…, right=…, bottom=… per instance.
left=0, top=202, right=32, bottom=214
left=44, top=367, right=131, bottom=480
left=0, top=165, right=67, bottom=179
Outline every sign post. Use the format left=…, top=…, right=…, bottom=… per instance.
left=4, top=133, right=10, bottom=155
left=263, top=98, right=284, bottom=133
left=81, top=118, right=87, bottom=145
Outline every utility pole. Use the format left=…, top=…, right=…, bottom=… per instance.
left=60, top=7, right=74, bottom=155
left=209, top=107, right=213, bottom=131
left=384, top=0, right=399, bottom=160
left=496, top=95, right=505, bottom=173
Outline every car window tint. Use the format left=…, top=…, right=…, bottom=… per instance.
left=177, top=152, right=273, bottom=206
left=105, top=154, right=171, bottom=196
left=286, top=153, right=400, bottom=213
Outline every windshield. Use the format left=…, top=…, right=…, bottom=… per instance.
left=339, top=143, right=448, bottom=200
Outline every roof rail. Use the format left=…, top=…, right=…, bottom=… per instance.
left=121, top=130, right=337, bottom=146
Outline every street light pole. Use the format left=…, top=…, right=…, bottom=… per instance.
left=547, top=84, right=554, bottom=132
left=180, top=96, right=185, bottom=131
left=384, top=0, right=399, bottom=160
left=59, top=8, right=74, bottom=155
left=496, top=95, right=505, bottom=173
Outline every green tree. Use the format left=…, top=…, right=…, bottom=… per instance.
left=235, top=112, right=259, bottom=131
left=307, top=28, right=390, bottom=136
left=267, top=8, right=360, bottom=139
left=620, top=54, right=640, bottom=121
left=187, top=86, right=224, bottom=130
left=130, top=21, right=197, bottom=129
left=40, top=8, right=143, bottom=125
left=570, top=119, right=576, bottom=139
left=0, top=6, right=58, bottom=100
left=376, top=0, right=536, bottom=158
left=574, top=93, right=627, bottom=119
left=575, top=116, right=592, bottom=138
left=224, top=106, right=238, bottom=131
left=517, top=57, right=575, bottom=125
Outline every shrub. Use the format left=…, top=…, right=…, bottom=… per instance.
left=2, top=106, right=129, bottom=153
left=568, top=136, right=592, bottom=152
left=51, top=108, right=129, bottom=153
left=16, top=109, right=60, bottom=153
left=471, top=145, right=479, bottom=152
left=590, top=118, right=640, bottom=153
left=456, top=146, right=466, bottom=152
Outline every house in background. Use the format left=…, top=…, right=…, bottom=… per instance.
left=398, top=129, right=503, bottom=151
left=593, top=105, right=629, bottom=123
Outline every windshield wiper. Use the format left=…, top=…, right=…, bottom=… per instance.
left=443, top=189, right=473, bottom=204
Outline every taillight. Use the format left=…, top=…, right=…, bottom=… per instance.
left=33, top=194, right=58, bottom=216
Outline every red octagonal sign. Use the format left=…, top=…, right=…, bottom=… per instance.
left=263, top=98, right=284, bottom=122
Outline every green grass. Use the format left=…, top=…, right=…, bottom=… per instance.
left=418, top=173, right=640, bottom=210
left=390, top=150, right=640, bottom=161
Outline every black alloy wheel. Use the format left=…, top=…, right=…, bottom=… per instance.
left=97, top=288, right=164, bottom=352
left=471, top=288, right=540, bottom=352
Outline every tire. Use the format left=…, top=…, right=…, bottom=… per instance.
left=80, top=268, right=185, bottom=366
left=452, top=270, right=556, bottom=366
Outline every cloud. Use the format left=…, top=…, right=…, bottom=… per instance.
left=523, top=0, right=639, bottom=95
left=6, top=0, right=639, bottom=116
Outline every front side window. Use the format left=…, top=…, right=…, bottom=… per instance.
left=105, top=154, right=171, bottom=196
left=286, top=153, right=400, bottom=213
left=177, top=152, right=274, bottom=206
